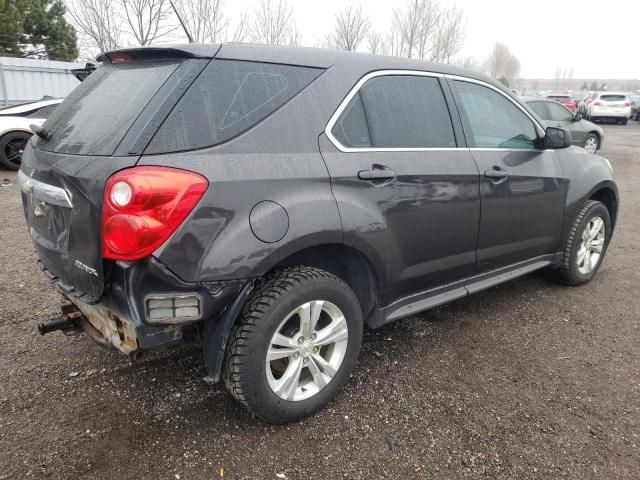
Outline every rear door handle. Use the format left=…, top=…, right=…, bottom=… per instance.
left=358, top=168, right=396, bottom=181
left=484, top=168, right=508, bottom=180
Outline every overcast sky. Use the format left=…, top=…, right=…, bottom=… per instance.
left=211, top=0, right=638, bottom=79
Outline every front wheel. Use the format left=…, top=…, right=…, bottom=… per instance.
left=553, top=200, right=611, bottom=286
left=583, top=133, right=599, bottom=153
left=223, top=267, right=363, bottom=423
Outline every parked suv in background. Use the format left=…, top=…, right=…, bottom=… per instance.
left=19, top=44, right=618, bottom=423
left=586, top=92, right=632, bottom=124
left=525, top=97, right=604, bottom=153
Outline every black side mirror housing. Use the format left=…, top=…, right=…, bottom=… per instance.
left=573, top=113, right=582, bottom=122
left=544, top=126, right=572, bottom=149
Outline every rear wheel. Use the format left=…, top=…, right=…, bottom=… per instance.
left=223, top=266, right=363, bottom=423
left=583, top=133, right=599, bottom=153
left=553, top=200, right=611, bottom=286
left=0, top=131, right=30, bottom=170
left=621, top=118, right=628, bottom=125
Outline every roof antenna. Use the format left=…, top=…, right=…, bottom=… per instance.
left=169, top=0, right=194, bottom=43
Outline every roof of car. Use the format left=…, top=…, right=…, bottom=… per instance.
left=99, top=42, right=502, bottom=91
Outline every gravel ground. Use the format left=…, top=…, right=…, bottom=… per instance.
left=1, top=123, right=639, bottom=480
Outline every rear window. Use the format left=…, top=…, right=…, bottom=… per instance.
left=145, top=60, right=323, bottom=153
left=37, top=59, right=182, bottom=155
left=547, top=96, right=571, bottom=102
left=599, top=95, right=627, bottom=102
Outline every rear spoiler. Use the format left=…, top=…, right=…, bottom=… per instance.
left=96, top=44, right=221, bottom=64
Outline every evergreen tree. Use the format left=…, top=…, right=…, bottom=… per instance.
left=0, top=0, right=78, bottom=61
left=589, top=81, right=598, bottom=90
left=0, top=0, right=24, bottom=56
left=580, top=81, right=588, bottom=90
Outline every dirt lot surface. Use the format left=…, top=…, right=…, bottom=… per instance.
left=1, top=123, right=639, bottom=480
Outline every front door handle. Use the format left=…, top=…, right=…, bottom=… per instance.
left=484, top=168, right=508, bottom=180
left=358, top=167, right=397, bottom=181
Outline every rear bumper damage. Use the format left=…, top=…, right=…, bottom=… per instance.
left=37, top=257, right=249, bottom=362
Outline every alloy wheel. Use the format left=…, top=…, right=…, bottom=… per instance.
left=2, top=134, right=29, bottom=169
left=266, top=300, right=348, bottom=401
left=577, top=216, right=606, bottom=275
left=584, top=136, right=598, bottom=154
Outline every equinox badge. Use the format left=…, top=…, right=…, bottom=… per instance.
left=74, top=259, right=98, bottom=277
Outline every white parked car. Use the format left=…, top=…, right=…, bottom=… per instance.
left=0, top=98, right=62, bottom=170
left=586, top=92, right=632, bottom=125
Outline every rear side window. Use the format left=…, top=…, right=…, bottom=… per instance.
left=453, top=80, right=538, bottom=149
left=527, top=101, right=549, bottom=120
left=332, top=75, right=456, bottom=149
left=146, top=60, right=323, bottom=153
left=37, top=60, right=182, bottom=155
left=546, top=101, right=573, bottom=122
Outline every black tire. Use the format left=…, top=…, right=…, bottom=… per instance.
left=0, top=131, right=30, bottom=170
left=553, top=200, right=611, bottom=286
left=583, top=133, right=599, bottom=153
left=222, top=266, right=363, bottom=423
left=621, top=118, right=628, bottom=125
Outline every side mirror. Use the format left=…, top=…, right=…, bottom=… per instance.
left=573, top=113, right=582, bottom=122
left=544, top=126, right=572, bottom=149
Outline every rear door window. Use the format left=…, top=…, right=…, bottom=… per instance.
left=37, top=60, right=183, bottom=155
left=453, top=80, right=538, bottom=149
left=546, top=101, right=574, bottom=122
left=527, top=101, right=549, bottom=120
left=145, top=60, right=323, bottom=153
left=331, top=75, right=456, bottom=149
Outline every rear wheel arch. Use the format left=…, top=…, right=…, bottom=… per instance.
left=267, top=244, right=380, bottom=325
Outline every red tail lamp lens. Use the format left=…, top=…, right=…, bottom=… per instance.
left=102, top=167, right=208, bottom=261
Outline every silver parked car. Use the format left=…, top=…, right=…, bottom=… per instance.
left=525, top=98, right=604, bottom=153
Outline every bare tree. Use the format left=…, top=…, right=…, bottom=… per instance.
left=250, top=0, right=296, bottom=46
left=331, top=4, right=370, bottom=51
left=392, top=0, right=439, bottom=58
left=456, top=56, right=481, bottom=72
left=175, top=0, right=227, bottom=43
left=67, top=0, right=122, bottom=53
left=367, top=30, right=383, bottom=55
left=230, top=12, right=250, bottom=42
left=430, top=5, right=464, bottom=63
left=486, top=43, right=520, bottom=86
left=120, top=0, right=175, bottom=46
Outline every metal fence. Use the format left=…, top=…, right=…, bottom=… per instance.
left=0, top=57, right=84, bottom=106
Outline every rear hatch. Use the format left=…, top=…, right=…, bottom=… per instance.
left=598, top=94, right=628, bottom=111
left=19, top=49, right=214, bottom=299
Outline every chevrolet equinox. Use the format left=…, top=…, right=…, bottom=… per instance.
left=19, top=44, right=618, bottom=423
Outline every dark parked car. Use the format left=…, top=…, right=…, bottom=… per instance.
left=525, top=98, right=604, bottom=153
left=630, top=95, right=640, bottom=120
left=19, top=44, right=618, bottom=423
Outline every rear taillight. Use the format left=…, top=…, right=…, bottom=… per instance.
left=102, top=167, right=208, bottom=261
left=624, top=101, right=631, bottom=107
left=593, top=101, right=603, bottom=106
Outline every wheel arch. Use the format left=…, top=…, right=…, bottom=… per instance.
left=589, top=184, right=618, bottom=230
left=0, top=128, right=34, bottom=139
left=266, top=243, right=380, bottom=326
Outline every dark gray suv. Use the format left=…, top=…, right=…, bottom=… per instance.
left=19, top=44, right=618, bottom=423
